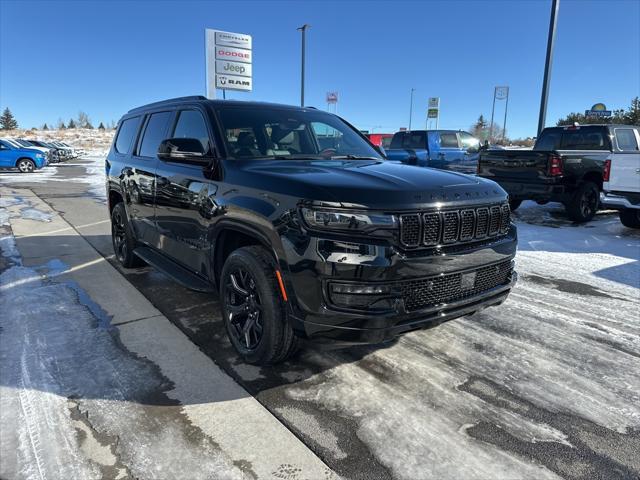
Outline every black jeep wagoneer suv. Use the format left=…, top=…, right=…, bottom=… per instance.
left=106, top=96, right=517, bottom=364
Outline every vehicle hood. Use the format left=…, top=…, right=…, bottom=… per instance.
left=225, top=159, right=507, bottom=210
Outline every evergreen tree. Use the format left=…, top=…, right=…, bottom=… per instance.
left=57, top=118, right=66, bottom=129
left=98, top=122, right=105, bottom=130
left=85, top=120, right=94, bottom=129
left=42, top=123, right=49, bottom=130
left=471, top=115, right=488, bottom=140
left=0, top=107, right=18, bottom=130
left=67, top=118, right=77, bottom=129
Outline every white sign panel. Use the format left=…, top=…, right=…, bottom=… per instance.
left=428, top=97, right=440, bottom=109
left=215, top=45, right=252, bottom=64
left=215, top=74, right=252, bottom=91
left=216, top=60, right=252, bottom=77
left=215, top=30, right=252, bottom=49
left=206, top=28, right=253, bottom=97
left=495, top=86, right=509, bottom=100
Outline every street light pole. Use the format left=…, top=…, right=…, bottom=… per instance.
left=537, top=0, right=560, bottom=135
left=408, top=88, right=415, bottom=131
left=297, top=24, right=310, bottom=107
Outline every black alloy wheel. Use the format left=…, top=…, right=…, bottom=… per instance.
left=110, top=202, right=145, bottom=268
left=566, top=182, right=599, bottom=223
left=224, top=268, right=264, bottom=350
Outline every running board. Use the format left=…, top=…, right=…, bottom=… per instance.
left=133, top=247, right=215, bottom=293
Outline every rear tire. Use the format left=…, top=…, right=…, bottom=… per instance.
left=16, top=158, right=35, bottom=173
left=619, top=208, right=640, bottom=229
left=509, top=199, right=522, bottom=211
left=566, top=181, right=599, bottom=223
left=111, top=202, right=145, bottom=268
left=220, top=245, right=298, bottom=365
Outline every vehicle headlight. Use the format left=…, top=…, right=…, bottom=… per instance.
left=36, top=153, right=44, bottom=158
left=301, top=207, right=397, bottom=232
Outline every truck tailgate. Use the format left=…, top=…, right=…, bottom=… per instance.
left=479, top=150, right=551, bottom=183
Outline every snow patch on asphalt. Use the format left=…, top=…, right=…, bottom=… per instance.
left=0, top=241, right=244, bottom=479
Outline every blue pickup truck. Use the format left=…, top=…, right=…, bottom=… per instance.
left=0, top=139, right=47, bottom=173
left=385, top=130, right=481, bottom=174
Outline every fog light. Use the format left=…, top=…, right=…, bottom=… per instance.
left=329, top=283, right=393, bottom=309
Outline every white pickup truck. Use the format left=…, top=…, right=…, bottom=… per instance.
left=602, top=126, right=640, bottom=228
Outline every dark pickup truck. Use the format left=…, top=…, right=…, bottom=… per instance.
left=107, top=96, right=517, bottom=365
left=478, top=125, right=623, bottom=222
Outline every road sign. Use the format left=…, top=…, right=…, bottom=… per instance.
left=206, top=29, right=253, bottom=97
left=326, top=92, right=338, bottom=104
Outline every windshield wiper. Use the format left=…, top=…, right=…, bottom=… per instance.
left=330, top=155, right=382, bottom=161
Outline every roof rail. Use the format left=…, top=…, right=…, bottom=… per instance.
left=127, top=95, right=208, bottom=113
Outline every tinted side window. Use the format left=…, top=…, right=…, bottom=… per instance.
left=403, top=132, right=425, bottom=149
left=172, top=110, right=210, bottom=152
left=439, top=133, right=459, bottom=148
left=560, top=129, right=607, bottom=150
left=114, top=117, right=141, bottom=154
left=390, top=133, right=404, bottom=149
left=138, top=112, right=172, bottom=157
left=615, top=129, right=639, bottom=151
left=534, top=130, right=561, bottom=150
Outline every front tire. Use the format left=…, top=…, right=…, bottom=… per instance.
left=619, top=208, right=640, bottom=229
left=566, top=181, right=599, bottom=223
left=509, top=199, right=522, bottom=211
left=16, top=158, right=35, bottom=173
left=111, top=202, right=145, bottom=268
left=220, top=246, right=298, bottom=365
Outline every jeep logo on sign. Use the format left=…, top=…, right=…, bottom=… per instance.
left=215, top=60, right=252, bottom=78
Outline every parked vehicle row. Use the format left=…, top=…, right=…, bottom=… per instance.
left=0, top=137, right=81, bottom=171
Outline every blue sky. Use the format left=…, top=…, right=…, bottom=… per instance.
left=1, top=0, right=638, bottom=138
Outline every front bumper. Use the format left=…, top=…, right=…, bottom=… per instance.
left=285, top=226, right=518, bottom=345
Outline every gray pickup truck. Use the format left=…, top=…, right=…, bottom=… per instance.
left=478, top=124, right=635, bottom=222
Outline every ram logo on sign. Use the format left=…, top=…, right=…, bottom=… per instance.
left=205, top=29, right=253, bottom=97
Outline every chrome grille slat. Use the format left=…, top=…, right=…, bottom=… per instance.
left=399, top=203, right=511, bottom=248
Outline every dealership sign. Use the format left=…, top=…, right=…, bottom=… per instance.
left=585, top=103, right=612, bottom=117
left=206, top=29, right=253, bottom=97
left=427, top=97, right=440, bottom=121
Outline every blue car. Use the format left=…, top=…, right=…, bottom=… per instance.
left=385, top=130, right=481, bottom=174
left=0, top=139, right=47, bottom=173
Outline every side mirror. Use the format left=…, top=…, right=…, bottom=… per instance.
left=157, top=138, right=213, bottom=165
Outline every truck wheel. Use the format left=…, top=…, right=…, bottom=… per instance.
left=16, top=159, right=35, bottom=173
left=111, top=202, right=145, bottom=268
left=619, top=209, right=640, bottom=229
left=220, top=246, right=298, bottom=365
left=509, top=199, right=522, bottom=211
left=566, top=182, right=599, bottom=223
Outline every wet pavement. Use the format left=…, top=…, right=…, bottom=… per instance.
left=1, top=158, right=639, bottom=480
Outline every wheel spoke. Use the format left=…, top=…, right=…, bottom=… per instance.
left=230, top=273, right=248, bottom=296
left=227, top=302, right=247, bottom=319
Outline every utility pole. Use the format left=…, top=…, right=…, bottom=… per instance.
left=408, top=88, right=415, bottom=131
left=297, top=24, right=310, bottom=107
left=489, top=91, right=497, bottom=142
left=537, top=0, right=559, bottom=135
left=502, top=90, right=509, bottom=142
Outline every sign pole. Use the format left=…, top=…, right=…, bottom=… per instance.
left=537, top=0, right=560, bottom=135
left=489, top=88, right=497, bottom=142
left=408, top=88, right=415, bottom=131
left=502, top=88, right=509, bottom=142
left=297, top=24, right=310, bottom=107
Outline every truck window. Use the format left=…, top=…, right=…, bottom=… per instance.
left=439, top=133, right=459, bottom=148
left=615, top=128, right=639, bottom=151
left=114, top=116, right=141, bottom=154
left=534, top=130, right=561, bottom=150
left=381, top=136, right=393, bottom=149
left=560, top=129, right=607, bottom=150
left=403, top=132, right=425, bottom=149
left=458, top=132, right=479, bottom=152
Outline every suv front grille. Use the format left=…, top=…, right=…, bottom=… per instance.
left=399, top=203, right=510, bottom=248
left=401, top=260, right=513, bottom=312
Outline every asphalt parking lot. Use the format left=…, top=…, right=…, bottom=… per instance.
left=1, top=157, right=639, bottom=480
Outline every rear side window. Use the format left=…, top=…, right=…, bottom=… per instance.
left=138, top=111, right=172, bottom=157
left=615, top=129, right=639, bottom=151
left=439, top=133, right=459, bottom=148
left=172, top=110, right=211, bottom=153
left=534, top=130, right=561, bottom=150
left=114, top=117, right=141, bottom=154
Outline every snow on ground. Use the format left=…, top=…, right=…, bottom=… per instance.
left=0, top=214, right=245, bottom=480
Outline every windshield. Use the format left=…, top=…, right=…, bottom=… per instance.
left=215, top=106, right=382, bottom=160
left=16, top=139, right=33, bottom=147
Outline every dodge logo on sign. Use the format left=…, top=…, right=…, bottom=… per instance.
left=215, top=45, right=252, bottom=64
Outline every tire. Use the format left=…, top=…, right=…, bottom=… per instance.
left=16, top=158, right=35, bottom=173
left=619, top=208, right=640, bottom=229
left=111, top=202, right=145, bottom=268
left=566, top=181, right=599, bottom=223
left=509, top=199, right=522, bottom=211
left=220, top=245, right=298, bottom=365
